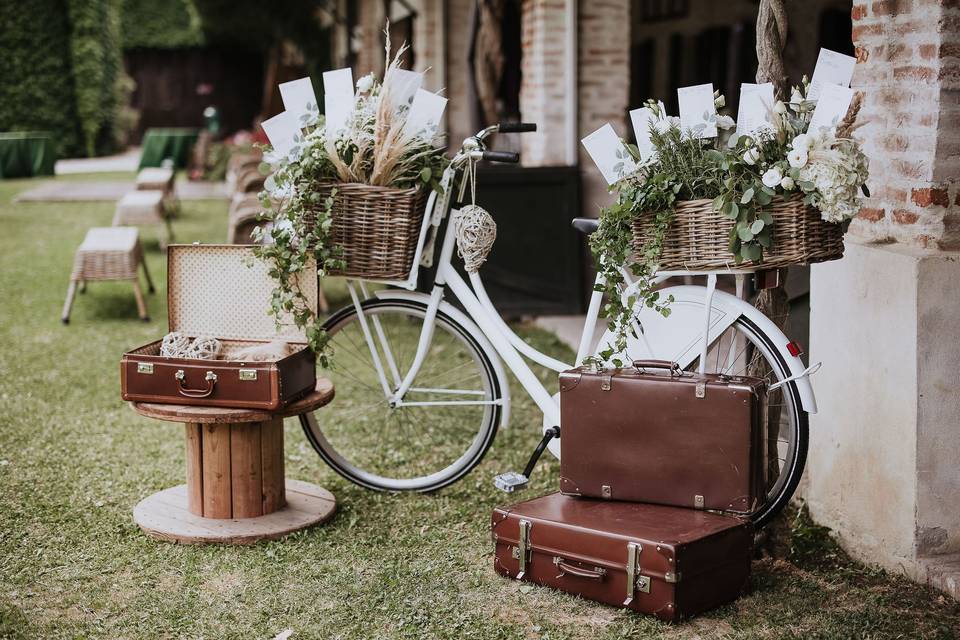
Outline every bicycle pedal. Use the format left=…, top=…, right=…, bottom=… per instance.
left=493, top=471, right=529, bottom=493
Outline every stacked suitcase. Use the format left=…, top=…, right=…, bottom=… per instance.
left=492, top=360, right=767, bottom=621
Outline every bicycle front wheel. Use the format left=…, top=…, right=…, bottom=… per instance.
left=300, top=298, right=503, bottom=492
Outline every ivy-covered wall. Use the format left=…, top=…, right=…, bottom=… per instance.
left=0, top=0, right=83, bottom=156
left=0, top=0, right=125, bottom=157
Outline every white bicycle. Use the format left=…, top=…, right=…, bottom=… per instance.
left=300, top=123, right=819, bottom=527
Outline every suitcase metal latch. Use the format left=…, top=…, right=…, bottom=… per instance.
left=137, top=363, right=153, bottom=374
left=601, top=375, right=612, bottom=391
left=624, top=542, right=650, bottom=605
left=239, top=369, right=258, bottom=381
left=512, top=519, right=532, bottom=580
left=695, top=381, right=706, bottom=398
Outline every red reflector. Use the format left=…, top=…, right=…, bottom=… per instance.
left=787, top=341, right=804, bottom=357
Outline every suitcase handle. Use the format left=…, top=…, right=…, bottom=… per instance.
left=632, top=359, right=683, bottom=376
left=174, top=369, right=218, bottom=398
left=553, top=556, right=607, bottom=581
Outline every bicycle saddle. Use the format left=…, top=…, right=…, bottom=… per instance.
left=571, top=217, right=599, bottom=235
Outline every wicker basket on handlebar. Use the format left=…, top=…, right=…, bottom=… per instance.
left=632, top=194, right=844, bottom=270
left=304, top=182, right=428, bottom=280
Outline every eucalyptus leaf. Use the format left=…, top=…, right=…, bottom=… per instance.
left=751, top=219, right=765, bottom=234
left=741, top=188, right=754, bottom=204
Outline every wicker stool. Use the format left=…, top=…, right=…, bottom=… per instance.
left=113, top=190, right=173, bottom=246
left=62, top=227, right=155, bottom=324
left=136, top=167, right=178, bottom=216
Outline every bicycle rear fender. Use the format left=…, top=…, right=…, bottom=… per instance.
left=606, top=285, right=817, bottom=414
left=373, top=289, right=513, bottom=429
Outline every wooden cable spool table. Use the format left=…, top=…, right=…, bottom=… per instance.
left=131, top=379, right=336, bottom=544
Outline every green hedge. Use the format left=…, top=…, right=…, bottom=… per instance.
left=0, top=0, right=82, bottom=157
left=0, top=0, right=124, bottom=158
left=121, top=0, right=204, bottom=49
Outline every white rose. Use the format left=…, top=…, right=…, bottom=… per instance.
left=780, top=176, right=795, bottom=190
left=743, top=148, right=761, bottom=166
left=715, top=115, right=736, bottom=130
left=788, top=147, right=808, bottom=168
left=773, top=101, right=787, bottom=114
left=356, top=73, right=375, bottom=93
left=762, top=167, right=783, bottom=188
left=791, top=133, right=812, bottom=150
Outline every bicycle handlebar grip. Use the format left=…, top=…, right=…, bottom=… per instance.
left=497, top=122, right=537, bottom=133
left=482, top=150, right=520, bottom=163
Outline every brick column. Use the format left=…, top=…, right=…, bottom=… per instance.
left=848, top=0, right=960, bottom=248
left=805, top=0, right=960, bottom=599
left=520, top=0, right=570, bottom=165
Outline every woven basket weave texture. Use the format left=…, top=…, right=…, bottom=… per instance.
left=308, top=182, right=427, bottom=280
left=632, top=195, right=844, bottom=270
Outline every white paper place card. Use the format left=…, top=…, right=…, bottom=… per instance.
left=388, top=69, right=424, bottom=112
left=808, top=48, right=856, bottom=101
left=629, top=107, right=658, bottom=162
left=581, top=123, right=637, bottom=185
left=808, top=83, right=854, bottom=132
left=406, top=89, right=447, bottom=138
left=278, top=77, right=318, bottom=124
left=322, top=68, right=354, bottom=97
left=324, top=94, right=352, bottom=140
left=678, top=83, right=717, bottom=138
left=260, top=111, right=299, bottom=156
left=736, top=83, right=776, bottom=136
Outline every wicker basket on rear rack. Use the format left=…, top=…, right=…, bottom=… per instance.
left=305, top=182, right=428, bottom=280
left=632, top=194, right=844, bottom=270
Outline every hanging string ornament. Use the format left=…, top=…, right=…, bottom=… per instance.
left=453, top=158, right=497, bottom=273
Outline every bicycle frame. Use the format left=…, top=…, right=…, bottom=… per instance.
left=340, top=127, right=818, bottom=430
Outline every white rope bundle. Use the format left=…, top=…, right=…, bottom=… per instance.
left=160, top=331, right=190, bottom=357
left=453, top=159, right=497, bottom=273
left=160, top=332, right=222, bottom=360
left=184, top=336, right=222, bottom=360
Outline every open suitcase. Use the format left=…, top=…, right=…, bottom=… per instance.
left=492, top=492, right=753, bottom=621
left=559, top=360, right=767, bottom=513
left=121, top=245, right=318, bottom=410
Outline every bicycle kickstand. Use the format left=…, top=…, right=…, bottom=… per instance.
left=493, top=426, right=560, bottom=493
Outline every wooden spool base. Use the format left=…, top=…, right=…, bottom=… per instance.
left=133, top=479, right=336, bottom=545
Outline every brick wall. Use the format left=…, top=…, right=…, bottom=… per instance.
left=520, top=0, right=570, bottom=165
left=578, top=0, right=631, bottom=211
left=445, top=0, right=476, bottom=150
left=850, top=0, right=960, bottom=249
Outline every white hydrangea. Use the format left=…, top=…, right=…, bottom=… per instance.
left=715, top=115, right=736, bottom=130
left=798, top=136, right=870, bottom=223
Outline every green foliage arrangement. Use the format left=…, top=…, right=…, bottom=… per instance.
left=591, top=82, right=869, bottom=364
left=254, top=47, right=448, bottom=365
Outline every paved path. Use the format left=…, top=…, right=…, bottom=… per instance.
left=55, top=148, right=140, bottom=174
left=15, top=179, right=229, bottom=202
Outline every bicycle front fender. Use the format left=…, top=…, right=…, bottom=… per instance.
left=373, top=289, right=513, bottom=429
left=600, top=285, right=817, bottom=414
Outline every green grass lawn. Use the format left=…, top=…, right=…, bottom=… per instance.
left=1, top=174, right=958, bottom=639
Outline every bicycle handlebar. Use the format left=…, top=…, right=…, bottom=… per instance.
left=497, top=122, right=537, bottom=133
left=482, top=150, right=519, bottom=163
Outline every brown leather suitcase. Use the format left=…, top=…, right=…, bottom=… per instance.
left=120, top=245, right=317, bottom=410
left=492, top=492, right=753, bottom=621
left=559, top=360, right=767, bottom=513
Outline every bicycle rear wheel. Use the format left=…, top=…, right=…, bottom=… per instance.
left=300, top=298, right=503, bottom=492
left=597, top=305, right=807, bottom=529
